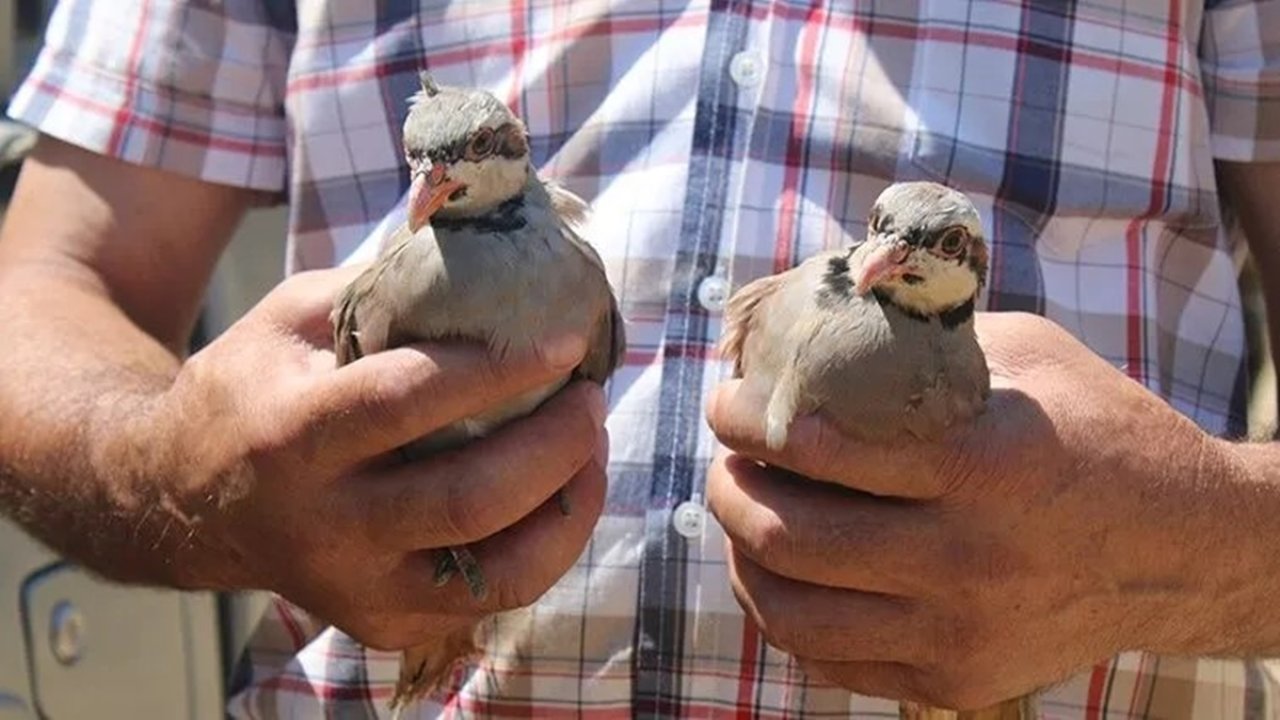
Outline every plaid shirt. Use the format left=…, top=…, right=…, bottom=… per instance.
left=10, top=0, right=1280, bottom=717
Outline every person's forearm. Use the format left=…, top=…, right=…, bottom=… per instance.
left=0, top=137, right=253, bottom=589
left=0, top=262, right=204, bottom=586
left=1135, top=435, right=1280, bottom=658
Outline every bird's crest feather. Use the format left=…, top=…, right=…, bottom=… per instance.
left=418, top=70, right=441, bottom=97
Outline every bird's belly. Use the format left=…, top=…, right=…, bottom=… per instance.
left=377, top=226, right=613, bottom=459
left=817, top=372, right=980, bottom=443
left=800, top=330, right=988, bottom=444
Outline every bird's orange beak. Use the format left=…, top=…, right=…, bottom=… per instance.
left=854, top=240, right=912, bottom=295
left=407, top=163, right=466, bottom=233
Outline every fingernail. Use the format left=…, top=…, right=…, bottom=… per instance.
left=543, top=333, right=587, bottom=369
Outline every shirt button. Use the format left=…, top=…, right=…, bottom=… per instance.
left=697, top=275, right=729, bottom=313
left=672, top=501, right=705, bottom=539
left=729, top=51, right=762, bottom=87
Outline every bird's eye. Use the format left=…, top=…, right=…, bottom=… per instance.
left=465, top=127, right=496, bottom=161
left=936, top=228, right=968, bottom=257
left=501, top=125, right=529, bottom=157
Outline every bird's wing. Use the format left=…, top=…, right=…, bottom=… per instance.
left=545, top=179, right=627, bottom=383
left=719, top=271, right=787, bottom=377
left=331, top=279, right=368, bottom=366
left=331, top=229, right=412, bottom=366
left=377, top=220, right=414, bottom=259
left=575, top=300, right=625, bottom=384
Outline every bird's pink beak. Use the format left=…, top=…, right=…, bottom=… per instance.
left=854, top=241, right=912, bottom=295
left=407, top=163, right=466, bottom=233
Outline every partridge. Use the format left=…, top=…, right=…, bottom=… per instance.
left=331, top=72, right=624, bottom=711
left=720, top=181, right=1035, bottom=720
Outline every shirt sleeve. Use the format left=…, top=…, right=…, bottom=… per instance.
left=1200, top=0, right=1280, bottom=162
left=6, top=0, right=293, bottom=192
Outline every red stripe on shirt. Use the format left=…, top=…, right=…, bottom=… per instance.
left=1085, top=661, right=1112, bottom=720
left=1124, top=0, right=1182, bottom=383
left=34, top=79, right=286, bottom=157
left=734, top=618, right=762, bottom=720
left=287, top=13, right=707, bottom=94
left=106, top=0, right=151, bottom=155
left=769, top=6, right=1202, bottom=98
left=774, top=2, right=824, bottom=273
left=507, top=0, right=528, bottom=115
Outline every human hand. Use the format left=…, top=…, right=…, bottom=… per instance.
left=706, top=311, right=1263, bottom=709
left=155, top=266, right=608, bottom=650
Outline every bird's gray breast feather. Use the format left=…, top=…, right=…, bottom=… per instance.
left=344, top=184, right=621, bottom=454
left=744, top=251, right=989, bottom=443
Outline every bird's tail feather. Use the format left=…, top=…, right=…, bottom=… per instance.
left=389, top=626, right=482, bottom=716
left=899, top=695, right=1038, bottom=720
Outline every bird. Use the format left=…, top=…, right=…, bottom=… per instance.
left=330, top=72, right=625, bottom=711
left=718, top=181, right=1035, bottom=720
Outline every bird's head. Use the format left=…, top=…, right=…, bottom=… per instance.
left=853, top=182, right=989, bottom=316
left=402, top=72, right=532, bottom=231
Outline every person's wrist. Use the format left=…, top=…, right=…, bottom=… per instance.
left=109, top=366, right=257, bottom=591
left=1114, top=433, right=1280, bottom=657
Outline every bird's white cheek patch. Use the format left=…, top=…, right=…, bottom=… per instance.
left=891, top=253, right=978, bottom=315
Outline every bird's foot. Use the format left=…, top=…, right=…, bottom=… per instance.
left=434, top=546, right=488, bottom=601
left=899, top=703, right=958, bottom=720
left=389, top=662, right=451, bottom=718
left=389, top=631, right=483, bottom=717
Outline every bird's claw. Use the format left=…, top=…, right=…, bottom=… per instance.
left=434, top=546, right=487, bottom=601
left=433, top=494, right=566, bottom=592
left=433, top=552, right=457, bottom=587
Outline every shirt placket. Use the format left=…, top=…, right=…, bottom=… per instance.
left=631, top=0, right=768, bottom=715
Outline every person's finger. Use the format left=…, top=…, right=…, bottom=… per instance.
left=351, top=381, right=605, bottom=548
left=259, top=265, right=370, bottom=345
left=708, top=451, right=941, bottom=594
left=727, top=546, right=924, bottom=663
left=388, top=448, right=609, bottom=615
left=303, top=334, right=590, bottom=466
left=706, top=379, right=972, bottom=499
left=796, top=657, right=928, bottom=706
